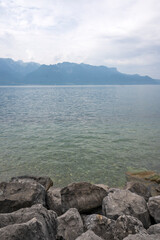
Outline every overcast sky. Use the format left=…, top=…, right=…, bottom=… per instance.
left=0, top=0, right=160, bottom=78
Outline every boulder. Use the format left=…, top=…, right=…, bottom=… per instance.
left=126, top=171, right=160, bottom=196
left=148, top=196, right=160, bottom=223
left=102, top=189, right=151, bottom=228
left=61, top=182, right=108, bottom=213
left=57, top=208, right=83, bottom=240
left=46, top=187, right=62, bottom=216
left=123, top=233, right=160, bottom=240
left=113, top=215, right=147, bottom=240
left=147, top=224, right=160, bottom=235
left=83, top=214, right=115, bottom=240
left=75, top=230, right=103, bottom=240
left=0, top=182, right=46, bottom=213
left=0, top=218, right=46, bottom=240
left=10, top=175, right=53, bottom=191
left=0, top=204, right=57, bottom=240
left=125, top=182, right=151, bottom=201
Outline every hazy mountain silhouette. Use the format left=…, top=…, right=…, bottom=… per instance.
left=0, top=58, right=159, bottom=85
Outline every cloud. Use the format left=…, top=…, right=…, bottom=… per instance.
left=0, top=0, right=160, bottom=78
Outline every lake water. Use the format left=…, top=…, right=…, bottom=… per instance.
left=0, top=85, right=160, bottom=187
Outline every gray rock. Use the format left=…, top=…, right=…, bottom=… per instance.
left=123, top=233, right=160, bottom=240
left=61, top=182, right=108, bottom=213
left=0, top=204, right=57, bottom=240
left=10, top=175, right=53, bottom=191
left=47, top=187, right=62, bottom=216
left=125, top=182, right=151, bottom=201
left=0, top=218, right=46, bottom=240
left=148, top=196, right=160, bottom=223
left=75, top=230, right=103, bottom=240
left=102, top=189, right=151, bottom=228
left=0, top=182, right=46, bottom=213
left=57, top=208, right=84, bottom=240
left=83, top=214, right=115, bottom=240
left=113, top=215, right=147, bottom=240
left=147, top=224, right=160, bottom=235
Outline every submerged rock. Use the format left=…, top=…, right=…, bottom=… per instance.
left=75, top=230, right=103, bottom=240
left=0, top=182, right=46, bottom=213
left=102, top=189, right=151, bottom=228
left=61, top=182, right=108, bottom=213
left=10, top=175, right=53, bottom=191
left=47, top=187, right=62, bottom=216
left=57, top=208, right=83, bottom=240
left=148, top=196, right=160, bottom=223
left=0, top=204, right=57, bottom=240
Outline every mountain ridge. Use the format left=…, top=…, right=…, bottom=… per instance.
left=0, top=58, right=159, bottom=85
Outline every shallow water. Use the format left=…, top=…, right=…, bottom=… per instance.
left=0, top=85, right=160, bottom=187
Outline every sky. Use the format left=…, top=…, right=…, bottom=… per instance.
left=0, top=0, right=160, bottom=79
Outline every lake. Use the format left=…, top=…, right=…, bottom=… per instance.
left=0, top=85, right=160, bottom=187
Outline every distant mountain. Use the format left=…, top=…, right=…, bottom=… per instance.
left=0, top=58, right=159, bottom=85
left=0, top=58, right=40, bottom=85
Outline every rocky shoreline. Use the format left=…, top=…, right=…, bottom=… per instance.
left=0, top=172, right=160, bottom=240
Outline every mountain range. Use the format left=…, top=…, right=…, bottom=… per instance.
left=0, top=58, right=159, bottom=85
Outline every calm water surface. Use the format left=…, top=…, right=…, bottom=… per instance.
left=0, top=85, right=160, bottom=187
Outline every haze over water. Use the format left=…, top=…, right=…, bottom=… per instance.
left=0, top=85, right=160, bottom=187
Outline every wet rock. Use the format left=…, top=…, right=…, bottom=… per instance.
left=113, top=215, right=147, bottom=240
left=10, top=175, right=53, bottom=191
left=0, top=182, right=46, bottom=213
left=47, top=187, right=62, bottom=216
left=0, top=204, right=57, bottom=240
left=126, top=171, right=160, bottom=197
left=148, top=196, right=160, bottom=223
left=83, top=214, right=115, bottom=240
left=123, top=233, right=160, bottom=240
left=125, top=181, right=151, bottom=201
left=102, top=189, right=151, bottom=228
left=61, top=182, right=108, bottom=213
left=57, top=208, right=83, bottom=240
left=75, top=230, right=103, bottom=240
left=147, top=223, right=160, bottom=235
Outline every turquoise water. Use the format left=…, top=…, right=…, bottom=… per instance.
left=0, top=85, right=160, bottom=187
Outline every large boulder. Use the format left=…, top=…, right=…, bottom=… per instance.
left=0, top=182, right=46, bottom=213
left=102, top=189, right=151, bottom=228
left=148, top=196, right=160, bottom=223
left=0, top=204, right=57, bottom=240
left=147, top=224, right=160, bottom=235
left=123, top=233, right=160, bottom=240
left=75, top=230, right=103, bottom=240
left=125, top=182, right=151, bottom=201
left=61, top=182, right=108, bottom=213
left=47, top=187, right=62, bottom=216
left=57, top=208, right=84, bottom=240
left=113, top=215, right=147, bottom=240
left=10, top=175, right=53, bottom=191
left=0, top=218, right=46, bottom=240
left=83, top=214, right=115, bottom=240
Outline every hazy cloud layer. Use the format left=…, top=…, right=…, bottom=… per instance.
left=0, top=0, right=160, bottom=78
